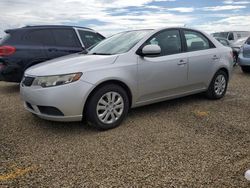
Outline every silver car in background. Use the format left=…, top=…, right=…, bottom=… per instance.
left=20, top=27, right=234, bottom=130
left=215, top=36, right=248, bottom=63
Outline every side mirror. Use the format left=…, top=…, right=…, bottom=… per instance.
left=139, top=44, right=161, bottom=56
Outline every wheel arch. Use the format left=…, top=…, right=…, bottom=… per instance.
left=217, top=67, right=229, bottom=78
left=207, top=67, right=230, bottom=89
left=83, top=79, right=133, bottom=116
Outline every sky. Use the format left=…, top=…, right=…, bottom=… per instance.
left=0, top=0, right=250, bottom=37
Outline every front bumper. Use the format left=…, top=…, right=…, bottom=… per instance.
left=20, top=79, right=94, bottom=122
left=238, top=54, right=250, bottom=66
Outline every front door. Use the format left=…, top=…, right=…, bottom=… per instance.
left=137, top=29, right=188, bottom=103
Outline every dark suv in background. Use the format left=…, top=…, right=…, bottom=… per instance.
left=0, top=25, right=105, bottom=82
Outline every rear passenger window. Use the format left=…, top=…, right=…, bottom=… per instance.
left=78, top=30, right=104, bottom=48
left=145, top=29, right=182, bottom=56
left=184, top=30, right=211, bottom=52
left=24, top=29, right=55, bottom=46
left=51, top=29, right=80, bottom=47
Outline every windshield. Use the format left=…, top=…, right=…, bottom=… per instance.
left=88, top=30, right=152, bottom=55
left=213, top=32, right=229, bottom=39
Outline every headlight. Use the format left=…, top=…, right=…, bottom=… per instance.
left=32, top=72, right=82, bottom=87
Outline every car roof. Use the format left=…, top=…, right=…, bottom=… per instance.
left=114, top=26, right=204, bottom=34
left=5, top=25, right=93, bottom=33
left=213, top=31, right=250, bottom=33
left=24, top=25, right=93, bottom=30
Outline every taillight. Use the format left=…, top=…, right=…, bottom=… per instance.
left=0, top=46, right=16, bottom=56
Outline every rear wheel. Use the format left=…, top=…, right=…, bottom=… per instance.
left=85, top=84, right=129, bottom=130
left=206, top=70, right=228, bottom=100
left=241, top=66, right=250, bottom=73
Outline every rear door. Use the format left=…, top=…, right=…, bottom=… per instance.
left=21, top=29, right=50, bottom=67
left=182, top=29, right=220, bottom=90
left=46, top=28, right=83, bottom=59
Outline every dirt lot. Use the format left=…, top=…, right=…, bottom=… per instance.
left=0, top=67, right=250, bottom=187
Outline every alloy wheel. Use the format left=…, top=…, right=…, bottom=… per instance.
left=96, top=92, right=124, bottom=124
left=214, top=74, right=226, bottom=96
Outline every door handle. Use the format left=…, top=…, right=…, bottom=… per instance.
left=177, top=59, right=187, bottom=65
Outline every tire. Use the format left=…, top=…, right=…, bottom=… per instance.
left=85, top=84, right=129, bottom=130
left=241, top=66, right=250, bottom=73
left=233, top=52, right=238, bottom=66
left=206, top=70, right=228, bottom=100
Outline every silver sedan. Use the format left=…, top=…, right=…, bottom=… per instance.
left=20, top=27, right=234, bottom=130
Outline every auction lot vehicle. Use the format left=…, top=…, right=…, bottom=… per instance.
left=212, top=31, right=250, bottom=43
left=215, top=37, right=248, bottom=63
left=231, top=37, right=249, bottom=53
left=0, top=25, right=105, bottom=82
left=21, top=27, right=234, bottom=130
left=238, top=37, right=250, bottom=73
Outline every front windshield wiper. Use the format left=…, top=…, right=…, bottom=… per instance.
left=91, top=52, right=112, bottom=55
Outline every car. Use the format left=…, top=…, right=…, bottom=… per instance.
left=212, top=31, right=250, bottom=43
left=215, top=37, right=247, bottom=63
left=231, top=37, right=249, bottom=60
left=238, top=37, right=250, bottom=73
left=20, top=27, right=234, bottom=130
left=215, top=37, right=236, bottom=62
left=0, top=25, right=105, bottom=82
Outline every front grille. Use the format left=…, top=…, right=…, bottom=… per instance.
left=22, top=76, right=35, bottom=87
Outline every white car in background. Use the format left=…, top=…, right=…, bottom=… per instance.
left=212, top=31, right=250, bottom=43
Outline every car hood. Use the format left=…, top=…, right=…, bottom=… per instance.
left=25, top=53, right=118, bottom=76
left=231, top=37, right=248, bottom=48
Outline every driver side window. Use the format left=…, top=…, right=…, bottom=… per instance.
left=146, top=29, right=182, bottom=56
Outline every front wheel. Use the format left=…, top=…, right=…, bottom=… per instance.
left=85, top=84, right=129, bottom=130
left=206, top=70, right=228, bottom=100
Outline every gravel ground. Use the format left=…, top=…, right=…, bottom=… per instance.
left=0, top=67, right=250, bottom=187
